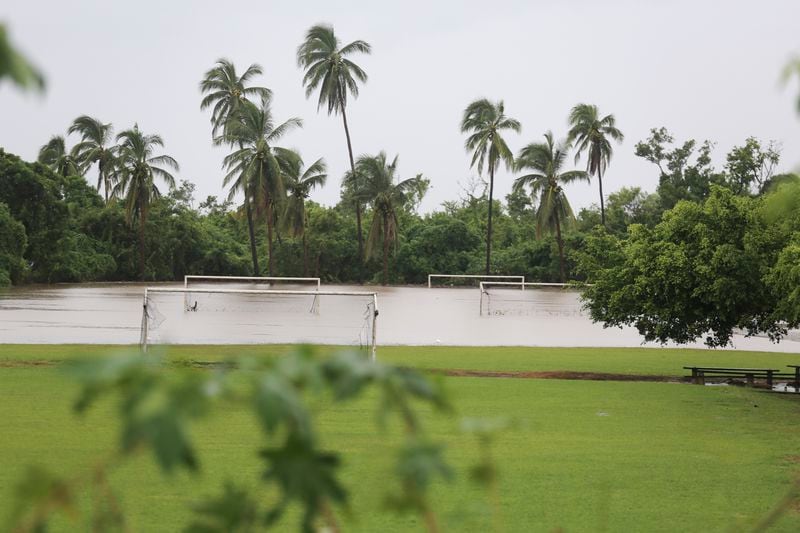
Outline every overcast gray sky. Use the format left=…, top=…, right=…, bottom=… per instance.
left=2, top=0, right=799, bottom=213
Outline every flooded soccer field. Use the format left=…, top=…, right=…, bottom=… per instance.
left=2, top=282, right=799, bottom=352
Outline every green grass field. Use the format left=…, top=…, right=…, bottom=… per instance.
left=2, top=344, right=799, bottom=531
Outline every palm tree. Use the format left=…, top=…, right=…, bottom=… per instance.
left=200, top=59, right=271, bottom=275
left=351, top=152, right=420, bottom=285
left=68, top=115, right=116, bottom=202
left=460, top=99, right=521, bottom=274
left=112, top=125, right=179, bottom=280
left=514, top=132, right=589, bottom=283
left=781, top=55, right=800, bottom=116
left=37, top=135, right=82, bottom=177
left=283, top=155, right=327, bottom=276
left=297, top=24, right=371, bottom=281
left=567, top=104, right=624, bottom=226
left=0, top=24, right=44, bottom=92
left=221, top=97, right=302, bottom=276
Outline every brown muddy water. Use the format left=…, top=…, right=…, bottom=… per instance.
left=1, top=282, right=799, bottom=352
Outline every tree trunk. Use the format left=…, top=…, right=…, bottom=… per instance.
left=244, top=195, right=260, bottom=276
left=138, top=208, right=146, bottom=281
left=341, top=105, right=364, bottom=284
left=598, top=166, right=606, bottom=227
left=382, top=215, right=389, bottom=285
left=554, top=214, right=566, bottom=283
left=302, top=231, right=308, bottom=277
left=266, top=199, right=275, bottom=276
left=99, top=161, right=109, bottom=204
left=485, top=165, right=494, bottom=275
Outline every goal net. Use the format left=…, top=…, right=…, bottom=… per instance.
left=427, top=274, right=525, bottom=288
left=140, top=288, right=378, bottom=358
left=182, top=276, right=322, bottom=313
left=479, top=282, right=579, bottom=317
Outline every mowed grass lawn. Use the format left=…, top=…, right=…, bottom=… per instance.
left=1, top=345, right=799, bottom=531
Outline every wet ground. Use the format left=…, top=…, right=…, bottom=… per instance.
left=1, top=282, right=799, bottom=352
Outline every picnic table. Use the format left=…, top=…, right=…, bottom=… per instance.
left=683, top=366, right=799, bottom=390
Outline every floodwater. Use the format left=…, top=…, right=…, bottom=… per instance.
left=1, top=282, right=799, bottom=352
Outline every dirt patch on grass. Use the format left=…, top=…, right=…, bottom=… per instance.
left=428, top=368, right=685, bottom=383
left=0, top=360, right=58, bottom=368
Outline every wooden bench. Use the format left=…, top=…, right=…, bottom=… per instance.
left=788, top=365, right=800, bottom=392
left=683, top=366, right=799, bottom=389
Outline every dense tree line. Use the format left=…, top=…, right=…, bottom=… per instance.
left=3, top=21, right=800, bottom=349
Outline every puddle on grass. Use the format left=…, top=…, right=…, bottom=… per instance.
left=704, top=381, right=799, bottom=393
left=772, top=383, right=799, bottom=393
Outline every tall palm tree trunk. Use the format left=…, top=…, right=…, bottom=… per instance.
left=302, top=231, right=309, bottom=277
left=244, top=195, right=260, bottom=276
left=485, top=166, right=495, bottom=275
left=340, top=104, right=364, bottom=283
left=266, top=199, right=275, bottom=276
left=382, top=215, right=389, bottom=285
left=597, top=167, right=606, bottom=227
left=554, top=214, right=566, bottom=283
left=138, top=210, right=146, bottom=281
left=98, top=161, right=109, bottom=204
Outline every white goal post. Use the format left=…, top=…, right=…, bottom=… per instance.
left=140, top=287, right=379, bottom=360
left=184, top=275, right=321, bottom=290
left=478, top=281, right=590, bottom=316
left=427, top=274, right=525, bottom=288
left=182, top=275, right=322, bottom=312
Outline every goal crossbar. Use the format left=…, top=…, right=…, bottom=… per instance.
left=184, top=275, right=321, bottom=290
left=428, top=274, right=525, bottom=288
left=479, top=281, right=572, bottom=291
left=140, top=287, right=379, bottom=359
left=478, top=281, right=590, bottom=315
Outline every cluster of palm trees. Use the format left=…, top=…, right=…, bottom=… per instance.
left=33, top=22, right=623, bottom=286
left=461, top=100, right=624, bottom=281
left=38, top=117, right=178, bottom=279
left=200, top=24, right=421, bottom=283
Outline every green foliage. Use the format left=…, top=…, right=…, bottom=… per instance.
left=780, top=54, right=800, bottom=115
left=10, top=347, right=460, bottom=532
left=0, top=202, right=27, bottom=286
left=4, top=345, right=800, bottom=531
left=635, top=127, right=727, bottom=210
left=514, top=131, right=589, bottom=282
left=0, top=24, right=44, bottom=91
left=577, top=187, right=663, bottom=236
left=580, top=187, right=791, bottom=346
left=296, top=24, right=371, bottom=116
left=461, top=98, right=521, bottom=274
left=724, top=137, right=780, bottom=195
left=396, top=215, right=481, bottom=283
left=567, top=103, right=624, bottom=225
left=185, top=483, right=258, bottom=532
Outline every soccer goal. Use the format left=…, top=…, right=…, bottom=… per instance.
left=478, top=281, right=578, bottom=316
left=427, top=274, right=525, bottom=288
left=182, top=276, right=322, bottom=312
left=140, top=287, right=379, bottom=359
